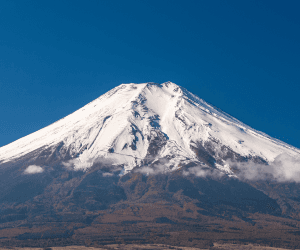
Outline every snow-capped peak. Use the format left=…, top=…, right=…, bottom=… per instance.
left=0, top=82, right=299, bottom=174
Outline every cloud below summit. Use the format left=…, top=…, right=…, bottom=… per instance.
left=24, top=165, right=44, bottom=174
left=183, top=165, right=224, bottom=179
left=227, top=153, right=300, bottom=183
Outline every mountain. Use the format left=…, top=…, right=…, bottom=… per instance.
left=1, top=82, right=300, bottom=249
left=1, top=82, right=298, bottom=173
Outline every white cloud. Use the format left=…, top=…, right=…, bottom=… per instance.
left=226, top=153, right=300, bottom=183
left=183, top=165, right=224, bottom=179
left=136, top=158, right=170, bottom=175
left=24, top=165, right=44, bottom=174
left=173, top=153, right=300, bottom=183
left=102, top=172, right=114, bottom=177
left=62, top=156, right=116, bottom=171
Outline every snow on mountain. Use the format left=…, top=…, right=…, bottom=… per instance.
left=0, top=82, right=299, bottom=175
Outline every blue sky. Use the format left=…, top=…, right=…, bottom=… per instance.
left=0, top=0, right=299, bottom=148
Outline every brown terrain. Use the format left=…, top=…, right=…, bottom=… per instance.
left=0, top=243, right=298, bottom=249
left=1, top=170, right=300, bottom=249
left=1, top=138, right=300, bottom=249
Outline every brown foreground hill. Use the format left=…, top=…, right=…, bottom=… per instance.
left=0, top=243, right=297, bottom=249
left=1, top=169, right=300, bottom=249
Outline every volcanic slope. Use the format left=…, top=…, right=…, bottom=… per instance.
left=0, top=82, right=299, bottom=175
left=2, top=82, right=300, bottom=249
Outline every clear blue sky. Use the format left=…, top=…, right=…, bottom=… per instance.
left=0, top=0, right=299, bottom=148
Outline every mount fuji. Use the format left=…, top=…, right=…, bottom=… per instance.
left=1, top=82, right=300, bottom=248
left=0, top=82, right=298, bottom=176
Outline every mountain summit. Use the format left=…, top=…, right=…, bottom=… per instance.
left=0, top=82, right=298, bottom=176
